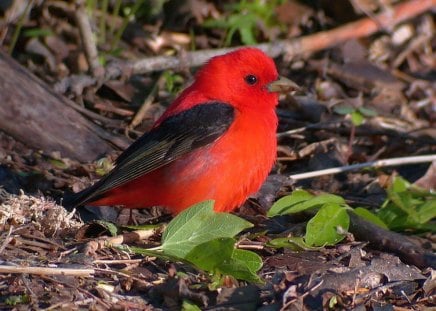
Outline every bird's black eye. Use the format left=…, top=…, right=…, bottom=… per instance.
left=244, top=74, right=257, bottom=85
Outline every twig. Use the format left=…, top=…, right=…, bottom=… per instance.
left=348, top=212, right=431, bottom=268
left=290, top=154, right=436, bottom=181
left=8, top=0, right=34, bottom=54
left=128, top=72, right=165, bottom=131
left=0, top=226, right=13, bottom=255
left=75, top=1, right=103, bottom=77
left=41, top=275, right=111, bottom=309
left=0, top=265, right=94, bottom=276
left=93, top=267, right=153, bottom=287
left=128, top=0, right=435, bottom=73
left=93, top=258, right=143, bottom=265
left=83, top=228, right=159, bottom=255
left=236, top=240, right=265, bottom=251
left=54, top=0, right=435, bottom=92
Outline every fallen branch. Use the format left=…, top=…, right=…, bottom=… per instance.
left=0, top=265, right=94, bottom=276
left=290, top=154, right=436, bottom=180
left=348, top=212, right=432, bottom=268
left=54, top=0, right=435, bottom=93
left=0, top=50, right=120, bottom=162
left=116, top=0, right=436, bottom=73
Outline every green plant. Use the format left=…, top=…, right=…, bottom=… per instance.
left=130, top=200, right=262, bottom=283
left=163, top=70, right=185, bottom=95
left=203, top=0, right=285, bottom=46
left=85, top=0, right=146, bottom=57
left=5, top=295, right=30, bottom=306
left=268, top=190, right=354, bottom=247
left=267, top=177, right=435, bottom=248
left=376, top=176, right=436, bottom=232
left=333, top=104, right=378, bottom=126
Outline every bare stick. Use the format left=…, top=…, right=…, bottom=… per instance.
left=93, top=258, right=143, bottom=265
left=290, top=154, right=436, bottom=180
left=75, top=1, right=103, bottom=77
left=54, top=0, right=434, bottom=93
left=126, top=0, right=435, bottom=74
left=348, top=212, right=431, bottom=268
left=0, top=226, right=13, bottom=255
left=128, top=73, right=165, bottom=130
left=283, top=0, right=436, bottom=57
left=0, top=265, right=94, bottom=276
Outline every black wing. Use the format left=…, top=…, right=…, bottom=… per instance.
left=63, top=102, right=235, bottom=208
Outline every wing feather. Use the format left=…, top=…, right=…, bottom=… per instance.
left=63, top=102, right=235, bottom=208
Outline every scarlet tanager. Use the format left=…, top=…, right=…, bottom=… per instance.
left=64, top=48, right=298, bottom=214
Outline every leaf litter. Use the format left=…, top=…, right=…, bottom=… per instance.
left=0, top=0, right=435, bottom=310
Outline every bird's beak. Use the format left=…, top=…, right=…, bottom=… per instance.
left=267, top=76, right=300, bottom=93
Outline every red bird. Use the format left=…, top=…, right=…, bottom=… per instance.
left=64, top=48, right=297, bottom=214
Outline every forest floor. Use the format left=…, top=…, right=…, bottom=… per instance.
left=0, top=1, right=435, bottom=310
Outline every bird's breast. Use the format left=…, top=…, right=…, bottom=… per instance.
left=166, top=108, right=278, bottom=212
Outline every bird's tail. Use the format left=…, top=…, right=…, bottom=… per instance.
left=62, top=185, right=99, bottom=210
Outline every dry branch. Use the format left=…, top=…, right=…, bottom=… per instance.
left=349, top=212, right=432, bottom=269
left=54, top=0, right=435, bottom=93
left=122, top=0, right=436, bottom=74
left=0, top=265, right=94, bottom=276
left=0, top=50, right=120, bottom=162
left=290, top=155, right=436, bottom=181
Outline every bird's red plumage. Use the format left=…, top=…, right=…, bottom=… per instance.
left=80, top=48, right=281, bottom=213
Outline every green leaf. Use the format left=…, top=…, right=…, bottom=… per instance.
left=378, top=177, right=436, bottom=232
left=185, top=238, right=262, bottom=283
left=267, top=189, right=314, bottom=216
left=353, top=208, right=388, bottom=229
left=217, top=249, right=263, bottom=283
left=305, top=203, right=350, bottom=246
left=128, top=246, right=181, bottom=262
left=350, top=111, right=365, bottom=126
left=122, top=223, right=162, bottom=231
left=268, top=190, right=346, bottom=217
left=5, top=295, right=30, bottom=306
left=388, top=192, right=419, bottom=221
left=357, top=106, right=378, bottom=117
left=236, top=14, right=257, bottom=45
left=416, top=200, right=436, bottom=223
left=390, top=176, right=410, bottom=192
left=267, top=237, right=318, bottom=250
left=95, top=220, right=119, bottom=236
left=333, top=105, right=355, bottom=115
left=231, top=249, right=263, bottom=273
left=49, top=158, right=68, bottom=169
left=377, top=203, right=408, bottom=230
left=185, top=238, right=235, bottom=272
left=182, top=300, right=202, bottom=311
left=202, top=19, right=230, bottom=28
left=161, top=200, right=252, bottom=258
left=95, top=157, right=114, bottom=176
left=23, top=28, right=53, bottom=37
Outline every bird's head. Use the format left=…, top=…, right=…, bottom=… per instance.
left=194, top=48, right=296, bottom=111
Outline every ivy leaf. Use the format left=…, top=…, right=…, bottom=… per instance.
left=267, top=237, right=319, bottom=251
left=185, top=238, right=235, bottom=272
left=268, top=190, right=345, bottom=217
left=353, top=208, right=388, bottom=229
left=305, top=203, right=350, bottom=246
left=267, top=189, right=314, bottom=216
left=217, top=249, right=263, bottom=283
left=161, top=200, right=252, bottom=258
